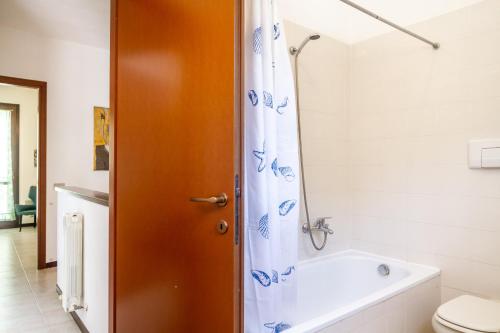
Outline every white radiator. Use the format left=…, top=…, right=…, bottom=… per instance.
left=61, top=213, right=84, bottom=312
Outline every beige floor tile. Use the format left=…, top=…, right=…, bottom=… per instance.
left=30, top=280, right=58, bottom=297
left=48, top=321, right=80, bottom=333
left=25, top=268, right=56, bottom=283
left=0, top=229, right=79, bottom=333
left=36, top=294, right=63, bottom=313
left=0, top=302, right=41, bottom=321
left=0, top=269, right=26, bottom=280
left=41, top=309, right=73, bottom=326
left=0, top=313, right=46, bottom=332
left=0, top=292, right=34, bottom=305
left=0, top=264, right=23, bottom=273
left=0, top=283, right=31, bottom=297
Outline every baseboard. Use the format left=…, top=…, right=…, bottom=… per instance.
left=56, top=284, right=89, bottom=333
left=70, top=311, right=90, bottom=333
left=45, top=261, right=57, bottom=268
left=0, top=222, right=35, bottom=229
left=0, top=221, right=17, bottom=229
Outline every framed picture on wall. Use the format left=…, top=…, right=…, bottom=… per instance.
left=93, top=106, right=110, bottom=171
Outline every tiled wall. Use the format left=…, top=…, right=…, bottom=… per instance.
left=285, top=0, right=500, bottom=302
left=284, top=21, right=352, bottom=260
left=349, top=0, right=500, bottom=301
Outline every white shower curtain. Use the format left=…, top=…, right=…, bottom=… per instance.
left=244, top=0, right=300, bottom=332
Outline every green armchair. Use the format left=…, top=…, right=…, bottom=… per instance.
left=15, top=186, right=37, bottom=232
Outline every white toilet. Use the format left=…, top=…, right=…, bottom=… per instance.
left=432, top=295, right=500, bottom=333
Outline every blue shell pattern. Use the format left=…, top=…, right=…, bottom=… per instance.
left=276, top=97, right=288, bottom=114
left=273, top=23, right=281, bottom=40
left=253, top=27, right=263, bottom=54
left=282, top=266, right=295, bottom=276
left=271, top=158, right=279, bottom=176
left=248, top=90, right=259, bottom=106
left=258, top=214, right=270, bottom=239
left=264, top=322, right=292, bottom=333
left=278, top=166, right=295, bottom=182
left=281, top=266, right=295, bottom=282
left=272, top=270, right=279, bottom=284
left=279, top=200, right=297, bottom=216
left=251, top=270, right=271, bottom=287
left=252, top=142, right=266, bottom=172
left=263, top=91, right=273, bottom=108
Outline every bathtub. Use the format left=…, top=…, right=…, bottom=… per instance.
left=289, top=250, right=441, bottom=333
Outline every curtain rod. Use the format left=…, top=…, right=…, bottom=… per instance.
left=338, top=0, right=440, bottom=49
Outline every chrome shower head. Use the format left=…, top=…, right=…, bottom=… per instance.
left=290, top=34, right=321, bottom=56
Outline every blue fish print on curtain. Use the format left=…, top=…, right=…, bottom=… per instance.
left=281, top=266, right=295, bottom=282
left=276, top=97, right=288, bottom=114
left=272, top=270, right=279, bottom=284
left=253, top=27, right=263, bottom=54
left=252, top=270, right=272, bottom=287
left=279, top=200, right=297, bottom=216
left=278, top=166, right=295, bottom=182
left=253, top=142, right=266, bottom=172
left=264, top=322, right=292, bottom=333
left=271, top=158, right=279, bottom=176
left=273, top=23, right=281, bottom=40
left=258, top=213, right=270, bottom=239
left=263, top=91, right=274, bottom=108
left=248, top=90, right=259, bottom=106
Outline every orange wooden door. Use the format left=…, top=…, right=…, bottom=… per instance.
left=110, top=1, right=241, bottom=332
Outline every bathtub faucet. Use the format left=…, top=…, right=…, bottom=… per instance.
left=302, top=217, right=334, bottom=235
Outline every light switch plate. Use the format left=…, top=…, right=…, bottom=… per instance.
left=469, top=139, right=500, bottom=168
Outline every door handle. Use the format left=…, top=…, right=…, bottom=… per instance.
left=190, top=193, right=228, bottom=207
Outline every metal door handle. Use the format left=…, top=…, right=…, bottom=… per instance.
left=190, top=193, right=228, bottom=207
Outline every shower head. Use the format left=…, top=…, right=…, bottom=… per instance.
left=290, top=34, right=321, bottom=56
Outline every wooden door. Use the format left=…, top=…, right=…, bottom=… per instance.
left=110, top=1, right=241, bottom=332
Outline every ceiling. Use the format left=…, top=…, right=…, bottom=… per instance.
left=278, top=0, right=484, bottom=44
left=0, top=0, right=485, bottom=48
left=0, top=0, right=110, bottom=49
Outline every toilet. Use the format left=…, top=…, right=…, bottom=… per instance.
left=433, top=295, right=500, bottom=333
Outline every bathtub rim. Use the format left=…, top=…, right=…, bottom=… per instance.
left=288, top=249, right=441, bottom=333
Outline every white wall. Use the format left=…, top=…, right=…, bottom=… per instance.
left=0, top=85, right=38, bottom=218
left=284, top=21, right=352, bottom=260
left=57, top=192, right=108, bottom=333
left=349, top=0, right=500, bottom=302
left=0, top=26, right=109, bottom=263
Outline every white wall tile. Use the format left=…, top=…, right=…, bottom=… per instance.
left=349, top=0, right=500, bottom=304
left=285, top=20, right=351, bottom=260
left=286, top=0, right=500, bottom=306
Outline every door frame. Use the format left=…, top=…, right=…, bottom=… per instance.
left=0, top=75, right=48, bottom=270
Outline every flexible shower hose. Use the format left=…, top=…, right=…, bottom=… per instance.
left=292, top=45, right=329, bottom=251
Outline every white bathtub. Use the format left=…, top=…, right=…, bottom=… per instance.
left=289, top=250, right=441, bottom=333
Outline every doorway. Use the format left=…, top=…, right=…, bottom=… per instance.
left=0, top=75, right=47, bottom=269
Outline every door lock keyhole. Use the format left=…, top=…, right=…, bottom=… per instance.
left=217, top=220, right=229, bottom=234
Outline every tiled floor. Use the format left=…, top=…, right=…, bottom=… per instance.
left=0, top=227, right=80, bottom=333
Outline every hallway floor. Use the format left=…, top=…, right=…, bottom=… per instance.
left=0, top=227, right=80, bottom=333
